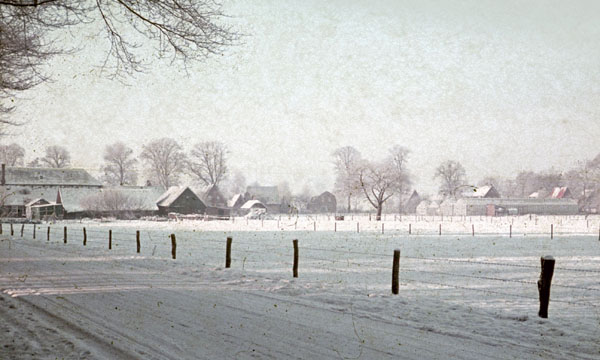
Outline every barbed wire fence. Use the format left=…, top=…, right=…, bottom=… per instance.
left=4, top=222, right=599, bottom=316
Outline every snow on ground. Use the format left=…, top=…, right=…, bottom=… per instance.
left=1, top=217, right=599, bottom=359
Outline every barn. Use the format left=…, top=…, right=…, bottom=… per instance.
left=156, top=186, right=207, bottom=215
left=307, top=191, right=337, bottom=213
left=245, top=185, right=282, bottom=213
left=402, top=191, right=421, bottom=214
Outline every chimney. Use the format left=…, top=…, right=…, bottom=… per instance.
left=1, top=164, right=5, bottom=186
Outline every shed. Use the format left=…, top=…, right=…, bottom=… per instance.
left=463, top=185, right=500, bottom=198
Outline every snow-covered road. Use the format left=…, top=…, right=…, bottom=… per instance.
left=1, top=226, right=599, bottom=359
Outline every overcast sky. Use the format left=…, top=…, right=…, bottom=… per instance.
left=8, top=0, right=600, bottom=195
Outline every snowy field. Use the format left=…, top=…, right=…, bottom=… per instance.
left=1, top=217, right=599, bottom=359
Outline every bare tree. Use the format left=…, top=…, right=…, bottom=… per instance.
left=188, top=141, right=228, bottom=186
left=140, top=138, right=186, bottom=189
left=358, top=159, right=397, bottom=220
left=0, top=143, right=25, bottom=166
left=434, top=160, right=467, bottom=198
left=388, top=145, right=412, bottom=213
left=332, top=146, right=362, bottom=212
left=0, top=1, right=238, bottom=127
left=40, top=145, right=71, bottom=168
left=102, top=141, right=137, bottom=186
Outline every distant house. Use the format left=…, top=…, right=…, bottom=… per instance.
left=402, top=191, right=421, bottom=214
left=0, top=186, right=62, bottom=218
left=195, top=185, right=227, bottom=208
left=0, top=165, right=103, bottom=218
left=427, top=201, right=440, bottom=216
left=307, top=191, right=337, bottom=213
left=463, top=185, right=500, bottom=199
left=245, top=185, right=282, bottom=213
left=529, top=188, right=550, bottom=199
left=228, top=193, right=246, bottom=209
left=156, top=186, right=207, bottom=216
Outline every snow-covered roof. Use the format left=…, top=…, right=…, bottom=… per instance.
left=549, top=187, right=571, bottom=199
left=463, top=185, right=499, bottom=198
left=0, top=186, right=60, bottom=206
left=3, top=167, right=102, bottom=187
left=156, top=186, right=188, bottom=207
left=240, top=200, right=266, bottom=209
left=228, top=193, right=243, bottom=208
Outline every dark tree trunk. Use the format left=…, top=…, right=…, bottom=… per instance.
left=376, top=203, right=382, bottom=221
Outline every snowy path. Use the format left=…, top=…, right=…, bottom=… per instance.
left=1, top=231, right=599, bottom=359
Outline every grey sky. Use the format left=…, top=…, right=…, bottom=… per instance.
left=9, top=0, right=600, bottom=195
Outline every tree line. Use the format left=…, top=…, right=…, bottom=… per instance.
left=0, top=139, right=233, bottom=190
left=332, top=145, right=600, bottom=215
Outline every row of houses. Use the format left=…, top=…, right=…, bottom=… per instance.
left=414, top=185, right=580, bottom=216
left=0, top=166, right=338, bottom=219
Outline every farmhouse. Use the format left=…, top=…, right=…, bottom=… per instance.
left=415, top=200, right=430, bottom=216
left=307, top=191, right=337, bottom=213
left=156, top=186, right=207, bottom=216
left=0, top=186, right=60, bottom=217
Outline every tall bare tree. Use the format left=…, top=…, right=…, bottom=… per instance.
left=188, top=141, right=228, bottom=187
left=358, top=159, right=397, bottom=220
left=332, top=146, right=362, bottom=212
left=140, top=138, right=186, bottom=189
left=0, top=143, right=25, bottom=166
left=388, top=145, right=412, bottom=212
left=0, top=1, right=238, bottom=126
left=41, top=145, right=70, bottom=168
left=434, top=160, right=467, bottom=198
left=102, top=141, right=137, bottom=186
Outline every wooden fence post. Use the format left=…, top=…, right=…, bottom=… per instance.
left=63, top=226, right=67, bottom=244
left=171, top=234, right=176, bottom=259
left=314, top=221, right=316, bottom=231
left=83, top=227, right=87, bottom=246
left=47, top=226, right=50, bottom=241
left=10, top=223, right=13, bottom=236
left=510, top=224, right=512, bottom=238
left=550, top=224, right=553, bottom=239
left=334, top=222, right=337, bottom=232
left=0, top=222, right=3, bottom=234
left=409, top=223, right=411, bottom=235
left=109, top=230, right=112, bottom=250
left=439, top=224, right=441, bottom=236
left=136, top=230, right=140, bottom=253
left=472, top=224, right=474, bottom=237
left=392, top=249, right=400, bottom=294
left=537, top=256, right=555, bottom=318
left=357, top=222, right=359, bottom=233
left=225, top=236, right=232, bottom=268
left=33, top=225, right=36, bottom=239
left=292, top=239, right=298, bottom=278
left=20, top=224, right=24, bottom=237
